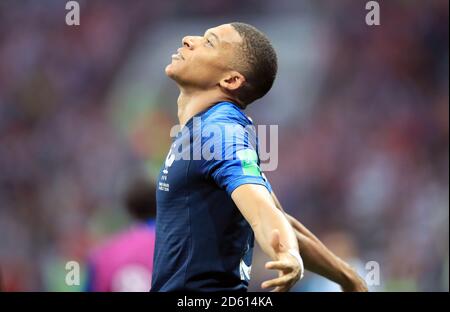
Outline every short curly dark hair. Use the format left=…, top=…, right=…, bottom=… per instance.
left=230, top=22, right=278, bottom=107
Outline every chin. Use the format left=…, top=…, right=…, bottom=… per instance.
left=165, top=62, right=172, bottom=72
left=165, top=64, right=176, bottom=78
left=166, top=64, right=185, bottom=84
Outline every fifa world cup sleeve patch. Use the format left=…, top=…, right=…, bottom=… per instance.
left=236, top=149, right=261, bottom=177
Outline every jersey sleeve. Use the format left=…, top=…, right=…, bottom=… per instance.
left=200, top=120, right=271, bottom=196
left=261, top=172, right=273, bottom=194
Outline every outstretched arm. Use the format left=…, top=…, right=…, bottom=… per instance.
left=270, top=191, right=368, bottom=292
left=231, top=184, right=304, bottom=292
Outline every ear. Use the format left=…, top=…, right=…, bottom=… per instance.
left=219, top=71, right=246, bottom=92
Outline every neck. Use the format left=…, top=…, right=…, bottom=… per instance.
left=176, top=87, right=233, bottom=126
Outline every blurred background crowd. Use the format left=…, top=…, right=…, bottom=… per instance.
left=0, top=0, right=448, bottom=291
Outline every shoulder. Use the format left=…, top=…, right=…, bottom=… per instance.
left=199, top=102, right=255, bottom=142
left=203, top=101, right=253, bottom=127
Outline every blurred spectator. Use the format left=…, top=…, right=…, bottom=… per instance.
left=86, top=177, right=157, bottom=292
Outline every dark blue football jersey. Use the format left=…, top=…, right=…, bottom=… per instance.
left=151, top=101, right=272, bottom=292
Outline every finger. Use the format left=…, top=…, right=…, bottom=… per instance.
left=265, top=260, right=292, bottom=271
left=271, top=285, right=290, bottom=292
left=275, top=280, right=297, bottom=292
left=261, top=272, right=296, bottom=289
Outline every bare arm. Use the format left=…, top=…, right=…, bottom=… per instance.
left=271, top=191, right=368, bottom=292
left=231, top=184, right=304, bottom=292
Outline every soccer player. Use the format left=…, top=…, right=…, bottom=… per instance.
left=151, top=22, right=367, bottom=292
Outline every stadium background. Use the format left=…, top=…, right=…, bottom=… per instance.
left=0, top=0, right=448, bottom=291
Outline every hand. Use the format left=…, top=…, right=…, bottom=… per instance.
left=340, top=268, right=369, bottom=292
left=261, top=230, right=304, bottom=292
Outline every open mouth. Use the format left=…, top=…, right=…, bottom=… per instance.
left=172, top=49, right=184, bottom=60
left=171, top=53, right=181, bottom=60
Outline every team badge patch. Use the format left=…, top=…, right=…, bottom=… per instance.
left=236, top=149, right=261, bottom=176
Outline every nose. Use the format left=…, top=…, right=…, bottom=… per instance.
left=182, top=36, right=195, bottom=49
